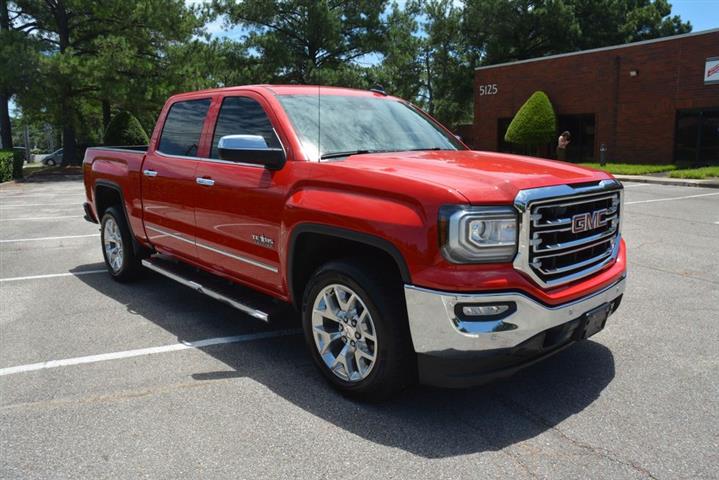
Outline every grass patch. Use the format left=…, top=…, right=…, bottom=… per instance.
left=23, top=163, right=49, bottom=174
left=578, top=163, right=678, bottom=175
left=668, top=166, right=719, bottom=179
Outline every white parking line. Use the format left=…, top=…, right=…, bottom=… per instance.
left=0, top=270, right=106, bottom=283
left=622, top=183, right=649, bottom=188
left=0, top=202, right=79, bottom=208
left=625, top=192, right=719, bottom=205
left=0, top=215, right=80, bottom=222
left=0, top=234, right=99, bottom=244
left=0, top=329, right=302, bottom=377
left=0, top=190, right=85, bottom=200
left=0, top=189, right=83, bottom=196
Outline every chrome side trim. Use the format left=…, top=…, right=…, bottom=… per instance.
left=404, top=275, right=626, bottom=353
left=145, top=225, right=279, bottom=273
left=513, top=179, right=623, bottom=288
left=196, top=240, right=279, bottom=273
left=155, top=150, right=266, bottom=169
left=141, top=259, right=269, bottom=322
left=146, top=224, right=194, bottom=245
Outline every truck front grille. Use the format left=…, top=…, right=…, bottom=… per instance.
left=514, top=181, right=623, bottom=288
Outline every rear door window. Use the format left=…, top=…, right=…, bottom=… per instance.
left=210, top=96, right=281, bottom=159
left=158, top=99, right=211, bottom=157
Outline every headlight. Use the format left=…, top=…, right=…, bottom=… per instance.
left=439, top=206, right=518, bottom=263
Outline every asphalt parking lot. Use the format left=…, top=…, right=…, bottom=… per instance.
left=1, top=175, right=717, bottom=479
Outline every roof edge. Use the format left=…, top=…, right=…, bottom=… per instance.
left=475, top=28, right=719, bottom=71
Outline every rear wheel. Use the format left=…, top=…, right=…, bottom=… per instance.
left=100, top=206, right=142, bottom=282
left=302, top=260, right=416, bottom=400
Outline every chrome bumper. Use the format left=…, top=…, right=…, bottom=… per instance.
left=404, top=276, right=626, bottom=354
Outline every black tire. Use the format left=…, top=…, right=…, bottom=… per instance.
left=302, top=259, right=416, bottom=400
left=46, top=159, right=56, bottom=166
left=100, top=206, right=142, bottom=282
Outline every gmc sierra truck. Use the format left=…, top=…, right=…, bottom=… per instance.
left=83, top=85, right=626, bottom=399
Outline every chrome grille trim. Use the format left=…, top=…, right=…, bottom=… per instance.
left=513, top=179, right=623, bottom=288
left=533, top=225, right=618, bottom=253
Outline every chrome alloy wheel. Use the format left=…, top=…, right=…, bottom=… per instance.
left=311, top=284, right=378, bottom=382
left=103, top=217, right=124, bottom=273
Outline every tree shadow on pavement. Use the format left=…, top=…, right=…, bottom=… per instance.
left=73, top=265, right=616, bottom=459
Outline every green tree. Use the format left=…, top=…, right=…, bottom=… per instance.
left=370, top=2, right=423, bottom=101
left=420, top=0, right=474, bottom=127
left=0, top=0, right=42, bottom=151
left=103, top=111, right=149, bottom=146
left=464, top=0, right=691, bottom=65
left=463, top=0, right=582, bottom=65
left=504, top=91, right=556, bottom=147
left=212, top=0, right=388, bottom=84
left=10, top=0, right=204, bottom=164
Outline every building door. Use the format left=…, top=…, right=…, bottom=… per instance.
left=675, top=108, right=719, bottom=166
left=556, top=114, right=595, bottom=163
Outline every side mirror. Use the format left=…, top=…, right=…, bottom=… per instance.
left=217, top=135, right=286, bottom=170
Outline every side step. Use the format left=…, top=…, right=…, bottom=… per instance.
left=141, top=256, right=271, bottom=322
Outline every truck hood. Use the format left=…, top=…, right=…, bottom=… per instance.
left=340, top=150, right=613, bottom=204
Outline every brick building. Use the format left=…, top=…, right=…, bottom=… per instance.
left=469, top=29, right=719, bottom=165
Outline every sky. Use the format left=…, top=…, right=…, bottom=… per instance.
left=670, top=0, right=719, bottom=32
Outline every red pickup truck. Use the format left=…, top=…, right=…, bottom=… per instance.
left=83, top=85, right=626, bottom=399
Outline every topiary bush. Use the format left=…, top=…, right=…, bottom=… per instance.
left=0, top=150, right=14, bottom=182
left=504, top=91, right=556, bottom=147
left=104, top=111, right=150, bottom=146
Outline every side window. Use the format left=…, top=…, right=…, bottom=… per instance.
left=158, top=99, right=211, bottom=157
left=210, top=96, right=281, bottom=159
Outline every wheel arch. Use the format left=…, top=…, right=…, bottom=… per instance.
left=94, top=180, right=145, bottom=256
left=287, top=224, right=411, bottom=309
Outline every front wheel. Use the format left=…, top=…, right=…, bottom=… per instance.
left=100, top=206, right=142, bottom=282
left=302, top=260, right=416, bottom=400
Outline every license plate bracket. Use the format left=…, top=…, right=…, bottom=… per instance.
left=575, top=303, right=611, bottom=340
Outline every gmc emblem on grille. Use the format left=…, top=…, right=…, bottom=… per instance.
left=571, top=208, right=609, bottom=234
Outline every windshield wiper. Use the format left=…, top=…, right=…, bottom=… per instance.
left=320, top=149, right=386, bottom=160
left=404, top=147, right=449, bottom=151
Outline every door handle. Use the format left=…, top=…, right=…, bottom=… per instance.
left=196, top=177, right=215, bottom=186
left=143, top=169, right=158, bottom=177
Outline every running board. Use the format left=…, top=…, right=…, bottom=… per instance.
left=141, top=257, right=270, bottom=322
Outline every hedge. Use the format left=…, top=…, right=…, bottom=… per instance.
left=104, top=111, right=149, bottom=146
left=504, top=91, right=556, bottom=146
left=0, top=149, right=23, bottom=182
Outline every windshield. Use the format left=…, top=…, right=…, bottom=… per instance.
left=277, top=94, right=464, bottom=160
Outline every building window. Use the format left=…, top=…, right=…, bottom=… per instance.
left=675, top=108, right=719, bottom=166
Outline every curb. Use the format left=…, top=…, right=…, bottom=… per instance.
left=614, top=175, right=719, bottom=189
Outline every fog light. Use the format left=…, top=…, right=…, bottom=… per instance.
left=462, top=304, right=509, bottom=316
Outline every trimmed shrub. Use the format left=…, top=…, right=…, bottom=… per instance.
left=504, top=91, right=556, bottom=147
left=0, top=150, right=14, bottom=182
left=104, top=111, right=149, bottom=146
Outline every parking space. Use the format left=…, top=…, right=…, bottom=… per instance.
left=1, top=177, right=717, bottom=479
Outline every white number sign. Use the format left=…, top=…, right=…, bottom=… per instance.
left=478, top=84, right=498, bottom=96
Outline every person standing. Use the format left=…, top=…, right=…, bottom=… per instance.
left=557, top=131, right=571, bottom=161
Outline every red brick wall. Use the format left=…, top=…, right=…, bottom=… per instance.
left=473, top=30, right=719, bottom=164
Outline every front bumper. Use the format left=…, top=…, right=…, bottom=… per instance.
left=404, top=275, right=626, bottom=387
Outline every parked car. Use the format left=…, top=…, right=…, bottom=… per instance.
left=42, top=148, right=63, bottom=166
left=82, top=85, right=626, bottom=399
